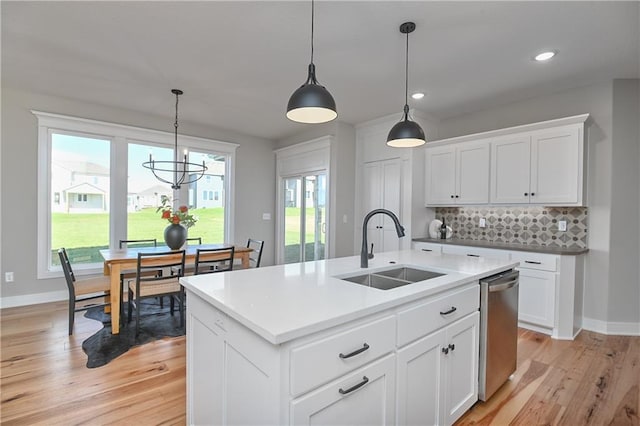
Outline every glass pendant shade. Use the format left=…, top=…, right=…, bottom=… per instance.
left=287, top=65, right=337, bottom=124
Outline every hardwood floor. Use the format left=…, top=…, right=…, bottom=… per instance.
left=457, top=329, right=639, bottom=426
left=1, top=301, right=638, bottom=425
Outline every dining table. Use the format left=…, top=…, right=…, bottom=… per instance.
left=100, top=244, right=252, bottom=334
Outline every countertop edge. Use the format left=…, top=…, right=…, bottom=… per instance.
left=412, top=238, right=589, bottom=255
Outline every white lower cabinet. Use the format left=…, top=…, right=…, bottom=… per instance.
left=187, top=282, right=482, bottom=425
left=517, top=267, right=556, bottom=329
left=396, top=312, right=479, bottom=426
left=291, top=354, right=396, bottom=425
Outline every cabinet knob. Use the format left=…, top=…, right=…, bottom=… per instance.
left=442, top=347, right=449, bottom=355
left=448, top=343, right=455, bottom=352
left=451, top=195, right=454, bottom=198
left=531, top=192, right=535, bottom=196
left=524, top=192, right=529, bottom=196
left=455, top=195, right=459, bottom=198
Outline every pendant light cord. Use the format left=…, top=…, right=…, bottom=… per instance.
left=404, top=29, right=409, bottom=119
left=310, top=0, right=315, bottom=65
left=174, top=91, right=179, bottom=163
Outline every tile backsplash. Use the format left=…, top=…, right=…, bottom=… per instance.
left=434, top=206, right=588, bottom=249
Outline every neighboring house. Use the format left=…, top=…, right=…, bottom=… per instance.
left=51, top=159, right=109, bottom=213
left=284, top=177, right=324, bottom=209
left=189, top=159, right=225, bottom=209
left=128, top=184, right=172, bottom=212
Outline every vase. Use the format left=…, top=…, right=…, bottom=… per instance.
left=164, top=223, right=187, bottom=250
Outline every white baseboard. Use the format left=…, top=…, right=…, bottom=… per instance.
left=0, top=290, right=67, bottom=309
left=582, top=317, right=640, bottom=336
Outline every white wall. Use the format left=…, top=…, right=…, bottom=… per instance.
left=609, top=79, right=640, bottom=326
left=437, top=80, right=640, bottom=329
left=0, top=87, right=276, bottom=304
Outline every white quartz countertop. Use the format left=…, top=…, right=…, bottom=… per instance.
left=180, top=249, right=518, bottom=345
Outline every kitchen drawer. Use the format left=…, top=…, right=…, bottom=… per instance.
left=413, top=242, right=442, bottom=253
left=442, top=244, right=510, bottom=260
left=397, top=284, right=479, bottom=347
left=290, top=315, right=396, bottom=397
left=511, top=251, right=558, bottom=272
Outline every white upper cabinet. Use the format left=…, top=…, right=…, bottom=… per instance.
left=530, top=125, right=583, bottom=204
left=427, top=114, right=588, bottom=206
left=490, top=124, right=584, bottom=205
left=425, top=140, right=489, bottom=206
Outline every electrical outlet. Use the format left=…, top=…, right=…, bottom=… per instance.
left=558, top=220, right=567, bottom=232
left=5, top=272, right=14, bottom=283
left=479, top=218, right=486, bottom=228
left=262, top=213, right=271, bottom=220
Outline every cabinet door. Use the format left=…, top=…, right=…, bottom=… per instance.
left=517, top=268, right=556, bottom=328
left=457, top=142, right=490, bottom=204
left=490, top=135, right=531, bottom=204
left=425, top=147, right=456, bottom=205
left=291, top=355, right=396, bottom=425
left=444, top=312, right=480, bottom=425
left=530, top=126, right=581, bottom=204
left=396, top=328, right=446, bottom=426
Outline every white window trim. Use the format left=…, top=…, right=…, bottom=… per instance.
left=34, top=111, right=238, bottom=279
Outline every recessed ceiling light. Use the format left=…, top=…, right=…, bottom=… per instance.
left=534, top=51, right=556, bottom=61
left=411, top=92, right=425, bottom=100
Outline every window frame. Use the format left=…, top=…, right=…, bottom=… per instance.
left=35, top=111, right=238, bottom=279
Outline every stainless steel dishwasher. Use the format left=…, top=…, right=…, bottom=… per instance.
left=478, top=269, right=519, bottom=401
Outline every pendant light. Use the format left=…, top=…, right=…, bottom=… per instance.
left=387, top=22, right=426, bottom=148
left=286, top=0, right=337, bottom=124
left=142, top=89, right=207, bottom=189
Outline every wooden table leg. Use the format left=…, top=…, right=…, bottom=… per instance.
left=241, top=253, right=250, bottom=269
left=109, top=263, right=121, bottom=334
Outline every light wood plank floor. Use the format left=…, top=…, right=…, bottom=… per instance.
left=1, top=301, right=638, bottom=425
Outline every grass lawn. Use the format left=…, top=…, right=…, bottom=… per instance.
left=52, top=206, right=326, bottom=265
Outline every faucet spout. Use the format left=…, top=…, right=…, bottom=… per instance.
left=361, top=209, right=405, bottom=268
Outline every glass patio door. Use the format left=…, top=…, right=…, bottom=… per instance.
left=283, top=173, right=326, bottom=264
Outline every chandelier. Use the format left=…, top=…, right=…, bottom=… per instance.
left=143, top=89, right=207, bottom=189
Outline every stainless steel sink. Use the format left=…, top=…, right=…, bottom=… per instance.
left=339, top=267, right=445, bottom=290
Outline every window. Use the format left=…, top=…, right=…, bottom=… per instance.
left=202, top=190, right=208, bottom=200
left=36, top=111, right=238, bottom=278
left=49, top=132, right=110, bottom=267
left=214, top=191, right=219, bottom=201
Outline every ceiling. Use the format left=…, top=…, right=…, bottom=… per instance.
left=3, top=1, right=639, bottom=141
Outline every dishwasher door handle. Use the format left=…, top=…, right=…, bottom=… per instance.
left=489, top=279, right=518, bottom=292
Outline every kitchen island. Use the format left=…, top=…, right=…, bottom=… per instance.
left=180, top=249, right=517, bottom=425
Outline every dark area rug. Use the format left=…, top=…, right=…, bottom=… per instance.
left=82, top=299, right=185, bottom=368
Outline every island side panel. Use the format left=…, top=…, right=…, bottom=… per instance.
left=187, top=290, right=282, bottom=425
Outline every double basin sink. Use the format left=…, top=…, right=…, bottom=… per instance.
left=337, top=266, right=445, bottom=291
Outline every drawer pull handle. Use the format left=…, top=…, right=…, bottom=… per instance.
left=421, top=248, right=433, bottom=252
left=466, top=254, right=480, bottom=257
left=448, top=343, right=455, bottom=351
left=339, top=343, right=370, bottom=359
left=339, top=376, right=369, bottom=395
left=525, top=260, right=542, bottom=265
left=440, top=306, right=457, bottom=316
left=442, top=347, right=449, bottom=355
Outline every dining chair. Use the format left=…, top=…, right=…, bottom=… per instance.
left=127, top=250, right=186, bottom=337
left=247, top=239, right=264, bottom=268
left=193, top=247, right=235, bottom=275
left=118, top=239, right=157, bottom=249
left=186, top=237, right=202, bottom=245
left=118, top=238, right=164, bottom=306
left=58, top=248, right=111, bottom=335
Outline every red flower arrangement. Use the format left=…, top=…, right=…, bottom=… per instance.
left=157, top=195, right=197, bottom=228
